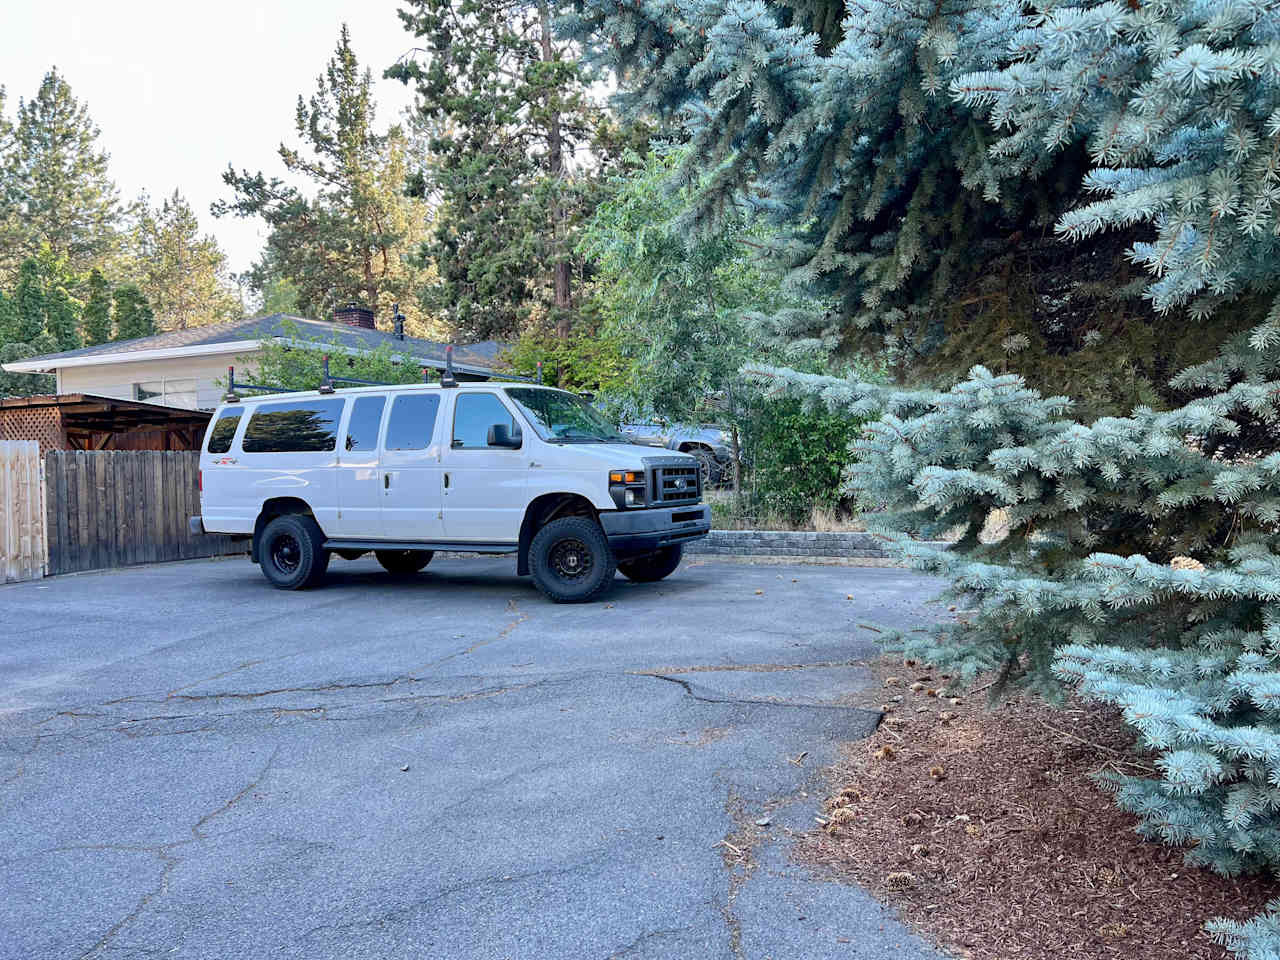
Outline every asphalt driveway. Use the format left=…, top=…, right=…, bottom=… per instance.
left=0, top=554, right=948, bottom=960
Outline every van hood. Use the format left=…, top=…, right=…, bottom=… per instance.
left=541, top=441, right=694, bottom=469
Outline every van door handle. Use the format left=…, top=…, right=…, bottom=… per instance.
left=444, top=473, right=450, bottom=489
left=384, top=474, right=390, bottom=489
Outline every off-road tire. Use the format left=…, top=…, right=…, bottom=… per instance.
left=375, top=549, right=434, bottom=574
left=686, top=447, right=721, bottom=486
left=529, top=516, right=616, bottom=603
left=259, top=514, right=329, bottom=590
left=617, top=545, right=683, bottom=583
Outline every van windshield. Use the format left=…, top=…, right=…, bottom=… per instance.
left=505, top=388, right=630, bottom=443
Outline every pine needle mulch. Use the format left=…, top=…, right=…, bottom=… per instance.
left=794, top=659, right=1277, bottom=960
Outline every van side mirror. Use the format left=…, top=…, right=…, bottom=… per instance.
left=487, top=423, right=522, bottom=448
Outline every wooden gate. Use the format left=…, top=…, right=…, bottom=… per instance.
left=43, top=451, right=244, bottom=576
left=0, top=440, right=48, bottom=583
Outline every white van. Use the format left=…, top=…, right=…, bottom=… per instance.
left=191, top=382, right=711, bottom=602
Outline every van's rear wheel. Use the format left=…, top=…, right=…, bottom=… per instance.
left=618, top=545, right=683, bottom=583
left=259, top=514, right=329, bottom=590
left=529, top=517, right=616, bottom=603
left=375, top=550, right=433, bottom=574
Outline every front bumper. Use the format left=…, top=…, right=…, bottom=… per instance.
left=600, top=504, right=711, bottom=557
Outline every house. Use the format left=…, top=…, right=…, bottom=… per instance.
left=0, top=311, right=508, bottom=413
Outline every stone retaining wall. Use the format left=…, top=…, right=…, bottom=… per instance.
left=686, top=530, right=907, bottom=560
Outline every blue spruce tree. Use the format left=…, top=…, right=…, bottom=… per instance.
left=567, top=0, right=1280, bottom=953
left=560, top=0, right=1246, bottom=408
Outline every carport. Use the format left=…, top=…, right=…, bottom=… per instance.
left=0, top=393, right=212, bottom=451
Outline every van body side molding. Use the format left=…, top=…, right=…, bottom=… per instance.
left=322, top=538, right=518, bottom=555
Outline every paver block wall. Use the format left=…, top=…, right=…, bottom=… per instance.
left=686, top=530, right=946, bottom=560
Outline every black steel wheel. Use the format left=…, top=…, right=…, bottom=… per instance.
left=617, top=544, right=683, bottom=584
left=259, top=514, right=329, bottom=590
left=529, top=516, right=616, bottom=603
left=375, top=549, right=434, bottom=574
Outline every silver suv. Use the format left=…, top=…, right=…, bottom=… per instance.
left=620, top=420, right=733, bottom=485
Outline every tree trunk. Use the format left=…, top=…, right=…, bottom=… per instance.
left=539, top=0, right=573, bottom=339
left=730, top=424, right=743, bottom=519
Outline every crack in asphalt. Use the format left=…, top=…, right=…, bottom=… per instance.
left=60, top=748, right=279, bottom=959
left=638, top=673, right=879, bottom=712
left=192, top=748, right=278, bottom=840
left=605, top=925, right=700, bottom=958
left=420, top=597, right=529, bottom=671
left=14, top=668, right=872, bottom=752
left=74, top=846, right=179, bottom=960
left=166, top=659, right=265, bottom=700
left=631, top=660, right=863, bottom=675
left=296, top=854, right=610, bottom=944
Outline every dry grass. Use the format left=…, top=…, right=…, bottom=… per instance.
left=707, top=490, right=867, bottom=532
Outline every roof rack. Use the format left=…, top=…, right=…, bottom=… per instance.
left=222, top=345, right=537, bottom=402
left=223, top=366, right=292, bottom=402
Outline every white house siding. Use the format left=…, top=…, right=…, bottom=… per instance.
left=56, top=349, right=263, bottom=411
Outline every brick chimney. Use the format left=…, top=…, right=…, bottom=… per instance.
left=333, top=303, right=376, bottom=329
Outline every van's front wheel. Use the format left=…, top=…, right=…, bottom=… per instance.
left=529, top=517, right=616, bottom=603
left=259, top=514, right=329, bottom=590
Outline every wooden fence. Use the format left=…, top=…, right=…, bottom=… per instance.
left=43, top=451, right=244, bottom=576
left=1, top=440, right=48, bottom=583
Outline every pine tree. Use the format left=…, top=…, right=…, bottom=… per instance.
left=81, top=267, right=111, bottom=345
left=215, top=26, right=433, bottom=331
left=134, top=190, right=239, bottom=330
left=111, top=284, right=155, bottom=341
left=12, top=258, right=45, bottom=344
left=389, top=0, right=622, bottom=341
left=0, top=289, right=14, bottom=344
left=0, top=68, right=124, bottom=283
left=44, top=284, right=79, bottom=351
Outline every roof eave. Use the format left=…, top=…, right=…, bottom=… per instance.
left=0, top=338, right=267, bottom=374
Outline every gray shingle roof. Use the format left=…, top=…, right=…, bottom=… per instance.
left=16, top=314, right=508, bottom=373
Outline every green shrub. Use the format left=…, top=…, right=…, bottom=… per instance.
left=744, top=398, right=858, bottom=526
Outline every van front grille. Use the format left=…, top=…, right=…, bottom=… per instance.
left=653, top=464, right=700, bottom=504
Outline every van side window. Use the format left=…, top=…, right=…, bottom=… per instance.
left=452, top=393, right=518, bottom=449
left=384, top=394, right=440, bottom=451
left=241, top=399, right=345, bottom=453
left=206, top=406, right=243, bottom=453
left=346, top=396, right=386, bottom=451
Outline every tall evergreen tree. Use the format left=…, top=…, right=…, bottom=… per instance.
left=81, top=267, right=111, bottom=346
left=134, top=190, right=239, bottom=330
left=389, top=0, right=620, bottom=341
left=111, top=284, right=155, bottom=341
left=0, top=289, right=14, bottom=344
left=12, top=258, right=45, bottom=344
left=215, top=26, right=432, bottom=331
left=0, top=69, right=124, bottom=283
left=44, top=284, right=78, bottom=351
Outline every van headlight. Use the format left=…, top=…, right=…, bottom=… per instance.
left=609, top=469, right=647, bottom=509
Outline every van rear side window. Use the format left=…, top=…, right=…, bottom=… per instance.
left=241, top=399, right=345, bottom=453
left=384, top=394, right=440, bottom=451
left=206, top=406, right=243, bottom=453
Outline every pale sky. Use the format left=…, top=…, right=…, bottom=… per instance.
left=1, top=1, right=420, bottom=277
